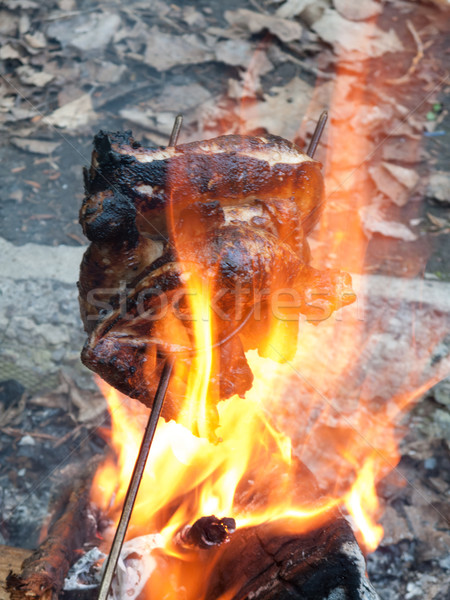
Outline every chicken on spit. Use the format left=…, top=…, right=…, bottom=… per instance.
left=79, top=131, right=355, bottom=432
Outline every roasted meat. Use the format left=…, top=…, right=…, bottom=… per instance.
left=79, top=131, right=355, bottom=433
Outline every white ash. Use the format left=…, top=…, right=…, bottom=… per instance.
left=64, top=534, right=164, bottom=599
left=108, top=534, right=164, bottom=600
left=64, top=546, right=105, bottom=590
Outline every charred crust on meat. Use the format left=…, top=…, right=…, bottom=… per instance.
left=78, top=130, right=355, bottom=432
left=80, top=189, right=139, bottom=245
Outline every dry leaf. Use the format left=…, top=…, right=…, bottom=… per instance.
left=86, top=60, right=126, bottom=85
left=182, top=5, right=207, bottom=28
left=69, top=385, right=106, bottom=423
left=238, top=76, right=313, bottom=139
left=144, top=27, right=213, bottom=71
left=148, top=83, right=212, bottom=113
left=333, top=0, right=383, bottom=21
left=382, top=162, right=420, bottom=190
left=23, top=31, right=47, bottom=49
left=276, top=0, right=316, bottom=19
left=296, top=0, right=330, bottom=26
left=0, top=44, right=22, bottom=60
left=313, top=8, right=403, bottom=58
left=30, top=391, right=69, bottom=410
left=215, top=39, right=254, bottom=68
left=368, top=163, right=419, bottom=207
left=10, top=137, right=61, bottom=155
left=5, top=1, right=39, bottom=9
left=59, top=0, right=76, bottom=8
left=47, top=12, right=121, bottom=52
left=16, top=65, right=54, bottom=87
left=360, top=204, right=417, bottom=241
left=47, top=93, right=95, bottom=130
left=0, top=10, right=18, bottom=36
left=225, top=8, right=303, bottom=43
left=381, top=137, right=421, bottom=163
left=119, top=108, right=159, bottom=131
left=226, top=49, right=273, bottom=99
left=427, top=172, right=450, bottom=204
left=427, top=212, right=448, bottom=229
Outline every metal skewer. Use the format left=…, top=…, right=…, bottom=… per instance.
left=97, top=115, right=183, bottom=600
left=97, top=355, right=174, bottom=600
left=169, top=114, right=183, bottom=147
left=307, top=110, right=328, bottom=158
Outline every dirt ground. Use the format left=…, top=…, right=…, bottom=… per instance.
left=0, top=1, right=449, bottom=599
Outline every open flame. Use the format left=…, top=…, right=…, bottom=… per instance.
left=89, top=18, right=450, bottom=598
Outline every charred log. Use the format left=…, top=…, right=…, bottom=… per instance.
left=178, top=515, right=236, bottom=549
left=205, top=514, right=380, bottom=600
left=6, top=459, right=101, bottom=600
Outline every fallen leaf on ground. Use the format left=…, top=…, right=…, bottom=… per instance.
left=276, top=0, right=316, bottom=19
left=215, top=39, right=254, bottom=68
left=225, top=8, right=303, bottom=42
left=148, top=83, right=212, bottom=113
left=381, top=137, right=421, bottom=163
left=85, top=60, right=126, bottom=85
left=360, top=204, right=417, bottom=241
left=47, top=93, right=95, bottom=129
left=227, top=48, right=274, bottom=99
left=350, top=103, right=394, bottom=131
left=16, top=65, right=54, bottom=87
left=144, top=27, right=213, bottom=71
left=69, top=384, right=107, bottom=423
left=10, top=137, right=61, bottom=154
left=313, top=8, right=403, bottom=58
left=182, top=5, right=207, bottom=28
left=333, top=0, right=383, bottom=21
left=0, top=43, right=22, bottom=60
left=47, top=12, right=121, bottom=52
left=0, top=10, right=18, bottom=36
left=4, top=107, right=38, bottom=122
left=296, top=0, right=330, bottom=26
left=238, top=76, right=313, bottom=138
left=5, top=1, right=39, bottom=9
left=427, top=172, right=450, bottom=204
left=23, top=30, right=46, bottom=49
left=427, top=212, right=448, bottom=229
left=368, top=162, right=419, bottom=206
left=383, top=162, right=420, bottom=189
left=119, top=108, right=159, bottom=131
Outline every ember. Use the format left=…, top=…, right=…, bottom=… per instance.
left=177, top=515, right=236, bottom=549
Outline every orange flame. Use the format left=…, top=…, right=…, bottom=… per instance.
left=90, top=12, right=450, bottom=596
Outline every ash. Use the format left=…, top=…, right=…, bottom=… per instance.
left=64, top=534, right=163, bottom=600
left=64, top=547, right=105, bottom=591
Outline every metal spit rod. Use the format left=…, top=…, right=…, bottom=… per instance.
left=96, top=110, right=328, bottom=599
left=97, top=355, right=174, bottom=600
left=97, top=115, right=183, bottom=600
left=307, top=110, right=328, bottom=158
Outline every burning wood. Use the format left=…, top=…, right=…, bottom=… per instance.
left=6, top=459, right=101, bottom=600
left=177, top=515, right=236, bottom=549
left=205, top=513, right=380, bottom=600
left=78, top=131, right=355, bottom=433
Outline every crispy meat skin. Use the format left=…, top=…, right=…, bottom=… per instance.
left=79, top=131, right=355, bottom=430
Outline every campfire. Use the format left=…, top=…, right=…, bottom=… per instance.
left=16, top=95, right=448, bottom=600
left=5, top=114, right=387, bottom=600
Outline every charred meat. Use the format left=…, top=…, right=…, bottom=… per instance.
left=79, top=131, right=355, bottom=432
